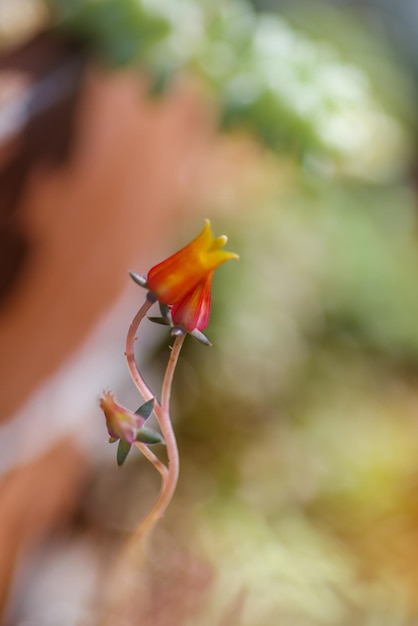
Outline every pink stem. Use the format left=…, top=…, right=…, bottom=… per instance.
left=125, top=298, right=168, bottom=480
left=101, top=306, right=185, bottom=625
left=127, top=334, right=185, bottom=547
left=125, top=299, right=159, bottom=405
left=125, top=299, right=185, bottom=543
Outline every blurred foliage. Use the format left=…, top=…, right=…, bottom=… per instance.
left=48, top=0, right=169, bottom=65
left=47, top=0, right=415, bottom=182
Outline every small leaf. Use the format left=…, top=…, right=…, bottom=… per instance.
left=136, top=427, right=165, bottom=445
left=159, top=303, right=172, bottom=322
left=135, top=398, right=155, bottom=420
left=129, top=271, right=148, bottom=288
left=190, top=328, right=212, bottom=346
left=108, top=436, right=118, bottom=443
left=117, top=440, right=132, bottom=466
left=148, top=316, right=171, bottom=326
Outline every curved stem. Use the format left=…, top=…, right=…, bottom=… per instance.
left=126, top=298, right=167, bottom=480
left=124, top=300, right=185, bottom=543
left=127, top=334, right=185, bottom=546
left=125, top=299, right=160, bottom=406
left=135, top=442, right=168, bottom=480
left=161, top=335, right=185, bottom=412
left=155, top=335, right=185, bottom=505
left=158, top=333, right=185, bottom=499
left=101, top=317, right=185, bottom=626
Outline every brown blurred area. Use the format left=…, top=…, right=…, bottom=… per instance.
left=0, top=30, right=216, bottom=622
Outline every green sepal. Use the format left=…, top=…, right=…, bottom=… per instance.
left=159, top=303, right=172, bottom=323
left=135, top=398, right=155, bottom=419
left=129, top=271, right=148, bottom=288
left=148, top=316, right=171, bottom=326
left=190, top=329, right=212, bottom=346
left=117, top=440, right=132, bottom=466
left=136, top=427, right=165, bottom=445
left=108, top=436, right=118, bottom=443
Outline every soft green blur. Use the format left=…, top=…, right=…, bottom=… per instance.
left=50, top=0, right=414, bottom=180
left=47, top=0, right=418, bottom=623
left=170, top=177, right=418, bottom=623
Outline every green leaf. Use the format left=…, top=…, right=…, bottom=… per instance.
left=116, top=440, right=132, bottom=466
left=135, top=398, right=155, bottom=420
left=148, top=316, right=171, bottom=326
left=53, top=0, right=170, bottom=67
left=136, top=427, right=165, bottom=445
left=108, top=436, right=118, bottom=443
left=149, top=304, right=173, bottom=327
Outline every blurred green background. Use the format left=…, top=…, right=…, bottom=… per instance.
left=3, top=0, right=418, bottom=623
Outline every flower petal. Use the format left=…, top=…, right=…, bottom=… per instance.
left=100, top=391, right=145, bottom=444
left=171, top=272, right=213, bottom=331
left=147, top=220, right=238, bottom=305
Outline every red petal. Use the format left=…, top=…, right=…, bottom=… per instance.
left=171, top=272, right=213, bottom=331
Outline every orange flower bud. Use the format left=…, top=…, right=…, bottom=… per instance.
left=147, top=220, right=238, bottom=306
left=147, top=220, right=238, bottom=331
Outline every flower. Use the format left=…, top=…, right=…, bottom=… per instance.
left=147, top=220, right=238, bottom=331
left=100, top=391, right=152, bottom=444
left=171, top=271, right=213, bottom=331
